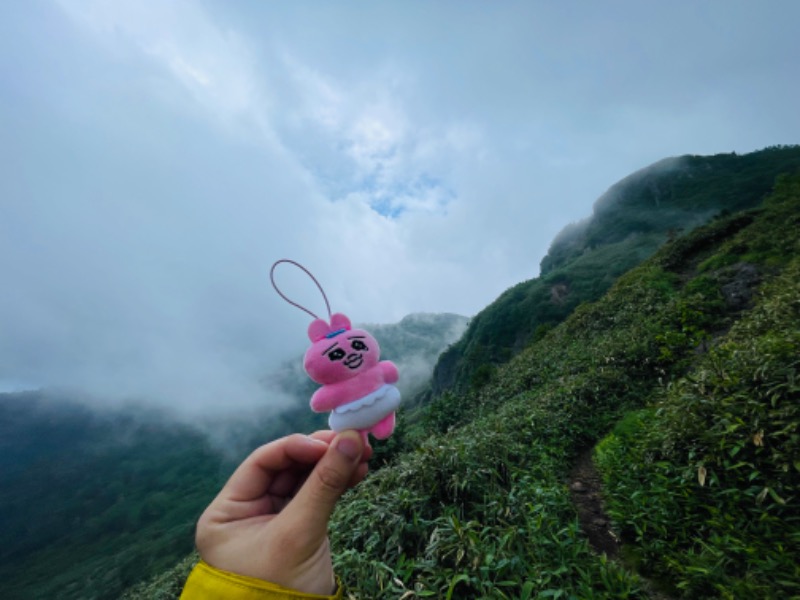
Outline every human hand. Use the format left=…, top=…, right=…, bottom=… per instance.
left=195, top=430, right=371, bottom=595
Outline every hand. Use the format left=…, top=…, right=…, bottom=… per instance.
left=195, top=430, right=371, bottom=595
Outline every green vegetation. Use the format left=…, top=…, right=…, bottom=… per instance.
left=321, top=171, right=800, bottom=598
left=120, top=554, right=199, bottom=600
left=0, top=396, right=224, bottom=599
left=130, top=159, right=800, bottom=598
left=433, top=146, right=800, bottom=397
left=8, top=149, right=800, bottom=598
left=595, top=176, right=800, bottom=598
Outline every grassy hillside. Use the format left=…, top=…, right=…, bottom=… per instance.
left=0, top=395, right=224, bottom=599
left=326, top=173, right=800, bottom=598
left=432, top=145, right=800, bottom=397
left=127, top=169, right=799, bottom=597
left=594, top=175, right=800, bottom=597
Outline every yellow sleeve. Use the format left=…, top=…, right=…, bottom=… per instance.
left=179, top=560, right=343, bottom=600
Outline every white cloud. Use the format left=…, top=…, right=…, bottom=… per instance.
left=271, top=52, right=470, bottom=221
left=348, top=111, right=403, bottom=166
left=56, top=0, right=265, bottom=135
left=2, top=0, right=799, bottom=414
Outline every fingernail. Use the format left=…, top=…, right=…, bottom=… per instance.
left=335, top=434, right=361, bottom=460
left=305, top=436, right=328, bottom=447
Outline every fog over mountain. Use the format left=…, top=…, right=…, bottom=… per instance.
left=2, top=1, right=799, bottom=412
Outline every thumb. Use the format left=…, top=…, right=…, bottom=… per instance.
left=283, top=430, right=364, bottom=538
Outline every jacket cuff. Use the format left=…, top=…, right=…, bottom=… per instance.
left=180, top=560, right=343, bottom=600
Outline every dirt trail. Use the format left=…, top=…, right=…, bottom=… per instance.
left=568, top=448, right=620, bottom=557
left=568, top=448, right=676, bottom=600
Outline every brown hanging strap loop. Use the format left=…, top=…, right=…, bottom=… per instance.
left=270, top=259, right=332, bottom=321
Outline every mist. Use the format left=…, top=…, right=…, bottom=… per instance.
left=2, top=1, right=799, bottom=415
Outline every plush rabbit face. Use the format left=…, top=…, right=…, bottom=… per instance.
left=304, top=313, right=381, bottom=385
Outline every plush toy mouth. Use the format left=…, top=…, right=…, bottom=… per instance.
left=344, top=355, right=363, bottom=369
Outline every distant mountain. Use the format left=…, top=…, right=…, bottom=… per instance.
left=0, top=312, right=466, bottom=599
left=540, top=146, right=800, bottom=274
left=0, top=392, right=223, bottom=599
left=432, top=145, right=800, bottom=395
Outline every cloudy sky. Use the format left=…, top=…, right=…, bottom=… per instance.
left=2, top=1, right=799, bottom=412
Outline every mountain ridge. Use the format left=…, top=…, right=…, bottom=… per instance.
left=321, top=168, right=800, bottom=597
left=5, top=146, right=800, bottom=598
left=126, top=148, right=800, bottom=600
left=126, top=147, right=800, bottom=597
left=431, top=145, right=800, bottom=397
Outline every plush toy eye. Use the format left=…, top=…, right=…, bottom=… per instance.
left=351, top=339, right=368, bottom=351
left=328, top=348, right=346, bottom=361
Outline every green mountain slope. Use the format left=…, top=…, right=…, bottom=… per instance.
left=127, top=162, right=800, bottom=597
left=432, top=145, right=800, bottom=397
left=0, top=394, right=224, bottom=599
left=324, top=172, right=800, bottom=598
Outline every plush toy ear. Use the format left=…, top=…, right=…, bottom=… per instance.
left=330, top=313, right=351, bottom=331
left=308, top=318, right=331, bottom=342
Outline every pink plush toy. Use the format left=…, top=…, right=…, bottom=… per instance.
left=305, top=312, right=400, bottom=439
left=271, top=260, right=401, bottom=441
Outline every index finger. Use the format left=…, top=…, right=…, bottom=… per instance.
left=222, top=434, right=330, bottom=502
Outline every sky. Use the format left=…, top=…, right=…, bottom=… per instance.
left=1, top=0, right=799, bottom=413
